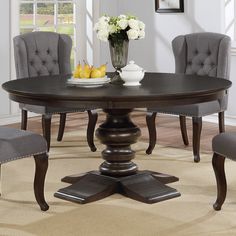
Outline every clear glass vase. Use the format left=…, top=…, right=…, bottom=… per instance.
left=109, top=39, right=129, bottom=84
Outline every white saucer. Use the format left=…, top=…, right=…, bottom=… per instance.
left=67, top=77, right=110, bottom=88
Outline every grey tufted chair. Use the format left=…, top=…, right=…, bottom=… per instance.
left=0, top=126, right=49, bottom=211
left=13, top=31, right=97, bottom=151
left=212, top=133, right=236, bottom=210
left=146, top=32, right=231, bottom=163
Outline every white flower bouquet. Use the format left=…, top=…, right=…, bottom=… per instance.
left=94, top=14, right=145, bottom=42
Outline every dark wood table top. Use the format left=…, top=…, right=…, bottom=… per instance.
left=2, top=72, right=232, bottom=205
left=2, top=72, right=232, bottom=109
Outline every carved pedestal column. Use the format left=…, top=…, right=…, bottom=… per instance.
left=96, top=109, right=141, bottom=176
left=55, top=109, right=180, bottom=204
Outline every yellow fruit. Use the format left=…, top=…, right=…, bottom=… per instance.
left=73, top=71, right=80, bottom=78
left=83, top=60, right=91, bottom=71
left=76, top=63, right=82, bottom=73
left=99, top=63, right=107, bottom=72
left=80, top=69, right=91, bottom=78
left=98, top=63, right=107, bottom=77
left=100, top=70, right=106, bottom=77
left=91, top=69, right=102, bottom=78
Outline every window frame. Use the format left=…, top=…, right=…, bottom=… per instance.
left=223, top=0, right=236, bottom=55
left=11, top=0, right=100, bottom=70
left=10, top=0, right=100, bottom=114
left=19, top=0, right=78, bottom=68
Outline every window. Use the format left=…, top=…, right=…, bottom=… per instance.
left=225, top=0, right=236, bottom=49
left=19, top=0, right=77, bottom=68
left=12, top=0, right=99, bottom=73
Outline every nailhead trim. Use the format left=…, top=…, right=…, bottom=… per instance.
left=0, top=150, right=47, bottom=165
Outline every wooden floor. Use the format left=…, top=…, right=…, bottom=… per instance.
left=6, top=111, right=236, bottom=154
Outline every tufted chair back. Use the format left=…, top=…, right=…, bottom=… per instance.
left=172, top=32, right=231, bottom=80
left=13, top=31, right=72, bottom=79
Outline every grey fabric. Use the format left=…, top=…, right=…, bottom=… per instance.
left=13, top=31, right=84, bottom=115
left=19, top=104, right=86, bottom=115
left=0, top=127, right=47, bottom=164
left=149, top=32, right=231, bottom=117
left=155, top=101, right=220, bottom=117
left=212, top=133, right=236, bottom=161
left=14, top=31, right=72, bottom=78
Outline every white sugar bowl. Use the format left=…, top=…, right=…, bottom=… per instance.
left=118, top=60, right=146, bottom=86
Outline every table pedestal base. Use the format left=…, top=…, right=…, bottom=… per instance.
left=54, top=171, right=180, bottom=204
left=54, top=109, right=180, bottom=204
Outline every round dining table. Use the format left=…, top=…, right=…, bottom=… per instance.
left=2, top=72, right=232, bottom=204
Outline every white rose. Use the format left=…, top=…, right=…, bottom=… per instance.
left=94, top=21, right=108, bottom=32
left=93, top=22, right=99, bottom=31
left=108, top=24, right=117, bottom=34
left=128, top=19, right=139, bottom=30
left=139, top=30, right=145, bottom=39
left=119, top=14, right=127, bottom=19
left=97, top=29, right=109, bottom=42
left=99, top=16, right=110, bottom=23
left=117, top=19, right=128, bottom=30
left=127, top=29, right=140, bottom=40
left=99, top=21, right=109, bottom=30
left=139, top=21, right=145, bottom=30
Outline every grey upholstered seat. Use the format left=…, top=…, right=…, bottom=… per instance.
left=146, top=32, right=231, bottom=162
left=212, top=133, right=236, bottom=211
left=155, top=100, right=226, bottom=118
left=14, top=32, right=97, bottom=151
left=0, top=126, right=49, bottom=211
left=213, top=133, right=236, bottom=160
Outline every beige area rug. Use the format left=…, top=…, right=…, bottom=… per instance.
left=1, top=131, right=236, bottom=236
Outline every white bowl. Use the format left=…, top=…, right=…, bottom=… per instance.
left=120, top=73, right=145, bottom=86
left=118, top=61, right=145, bottom=86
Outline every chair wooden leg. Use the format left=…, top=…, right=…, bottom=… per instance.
left=212, top=153, right=226, bottom=211
left=57, top=113, right=67, bottom=141
left=0, top=164, right=1, bottom=196
left=34, top=153, right=49, bottom=211
left=146, top=112, right=157, bottom=155
left=179, top=115, right=189, bottom=146
left=192, top=117, right=202, bottom=163
left=218, top=111, right=225, bottom=133
left=21, top=110, right=28, bottom=130
left=87, top=110, right=98, bottom=152
left=42, top=115, right=52, bottom=152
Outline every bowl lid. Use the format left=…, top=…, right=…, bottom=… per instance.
left=121, top=60, right=143, bottom=71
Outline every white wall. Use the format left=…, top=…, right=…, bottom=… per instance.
left=100, top=0, right=224, bottom=72
left=99, top=0, right=118, bottom=71
left=1, top=0, right=236, bottom=124
left=0, top=0, right=101, bottom=125
left=99, top=0, right=236, bottom=121
left=0, top=1, right=11, bottom=117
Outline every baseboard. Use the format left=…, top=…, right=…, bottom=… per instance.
left=0, top=113, right=39, bottom=125
left=203, top=114, right=236, bottom=127
left=135, top=109, right=236, bottom=127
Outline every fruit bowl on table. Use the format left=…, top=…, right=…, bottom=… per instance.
left=67, top=76, right=111, bottom=88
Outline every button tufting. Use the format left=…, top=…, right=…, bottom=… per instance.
left=35, top=50, right=39, bottom=54
left=208, top=51, right=211, bottom=55
left=37, top=71, right=41, bottom=76
left=53, top=59, right=57, bottom=64
left=30, top=61, right=34, bottom=65
left=47, top=49, right=50, bottom=54
left=201, top=62, right=204, bottom=66
left=195, top=50, right=198, bottom=54
left=42, top=60, right=46, bottom=65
